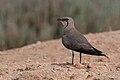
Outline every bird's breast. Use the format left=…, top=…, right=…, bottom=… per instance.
left=62, top=35, right=72, bottom=49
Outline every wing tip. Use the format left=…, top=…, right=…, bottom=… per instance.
left=101, top=54, right=109, bottom=59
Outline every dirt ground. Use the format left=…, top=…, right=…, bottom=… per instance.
left=0, top=30, right=120, bottom=80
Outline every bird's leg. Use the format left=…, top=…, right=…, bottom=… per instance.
left=72, top=51, right=74, bottom=65
left=79, top=53, right=82, bottom=64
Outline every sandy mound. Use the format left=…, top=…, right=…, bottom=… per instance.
left=0, top=31, right=120, bottom=80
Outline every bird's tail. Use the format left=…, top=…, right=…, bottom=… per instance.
left=93, top=47, right=109, bottom=59
left=100, top=53, right=109, bottom=59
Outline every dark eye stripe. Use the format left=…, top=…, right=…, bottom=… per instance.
left=57, top=18, right=69, bottom=21
left=62, top=18, right=69, bottom=21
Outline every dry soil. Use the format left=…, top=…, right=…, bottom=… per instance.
left=0, top=31, right=120, bottom=80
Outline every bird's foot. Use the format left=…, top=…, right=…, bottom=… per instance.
left=73, top=63, right=84, bottom=69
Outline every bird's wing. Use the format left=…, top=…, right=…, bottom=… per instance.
left=68, top=34, right=103, bottom=55
left=77, top=43, right=94, bottom=52
left=73, top=41, right=94, bottom=52
left=66, top=28, right=95, bottom=52
left=64, top=28, right=105, bottom=55
left=68, top=28, right=89, bottom=43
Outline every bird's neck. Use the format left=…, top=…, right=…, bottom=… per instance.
left=64, top=24, right=75, bottom=29
left=64, top=21, right=68, bottom=29
left=64, top=22, right=74, bottom=29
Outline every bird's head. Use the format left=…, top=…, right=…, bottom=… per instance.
left=57, top=17, right=74, bottom=28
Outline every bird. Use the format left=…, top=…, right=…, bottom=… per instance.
left=57, top=17, right=109, bottom=65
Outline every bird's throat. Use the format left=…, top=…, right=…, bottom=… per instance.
left=64, top=21, right=68, bottom=29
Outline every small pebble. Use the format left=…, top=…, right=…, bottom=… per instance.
left=116, top=66, right=120, bottom=71
left=53, top=67, right=60, bottom=71
left=68, top=68, right=72, bottom=71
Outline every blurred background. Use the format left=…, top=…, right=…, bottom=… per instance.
left=0, top=0, right=120, bottom=50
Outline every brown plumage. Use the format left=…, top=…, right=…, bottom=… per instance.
left=57, top=17, right=109, bottom=64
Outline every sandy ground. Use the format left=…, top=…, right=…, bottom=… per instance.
left=0, top=30, right=120, bottom=80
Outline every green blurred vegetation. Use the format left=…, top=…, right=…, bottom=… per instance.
left=0, top=0, right=120, bottom=50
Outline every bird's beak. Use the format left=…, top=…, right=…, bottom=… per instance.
left=57, top=18, right=63, bottom=23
